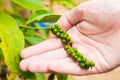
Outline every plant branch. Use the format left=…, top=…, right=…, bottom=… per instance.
left=19, top=25, right=42, bottom=30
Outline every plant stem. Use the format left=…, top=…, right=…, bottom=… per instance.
left=19, top=25, right=42, bottom=30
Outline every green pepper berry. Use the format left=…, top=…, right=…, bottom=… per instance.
left=81, top=57, right=87, bottom=62
left=61, top=39, right=66, bottom=43
left=64, top=45, right=70, bottom=50
left=90, top=62, right=95, bottom=67
left=69, top=39, right=72, bottom=45
left=84, top=61, right=90, bottom=69
left=51, top=25, right=55, bottom=30
left=73, top=48, right=77, bottom=52
left=62, top=30, right=67, bottom=34
left=56, top=32, right=60, bottom=37
left=71, top=52, right=76, bottom=57
left=66, top=48, right=72, bottom=54
left=84, top=65, right=89, bottom=69
left=60, top=33, right=64, bottom=38
left=58, top=29, right=63, bottom=33
left=79, top=53, right=83, bottom=58
left=57, top=26, right=61, bottom=30
left=54, top=24, right=61, bottom=29
left=85, top=61, right=90, bottom=66
left=48, top=25, right=52, bottom=30
left=76, top=52, right=83, bottom=58
left=80, top=63, right=85, bottom=68
left=77, top=57, right=81, bottom=62
left=61, top=34, right=67, bottom=39
left=66, top=36, right=70, bottom=41
left=53, top=28, right=58, bottom=34
left=74, top=55, right=78, bottom=60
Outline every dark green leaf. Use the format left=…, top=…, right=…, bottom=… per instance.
left=0, top=48, right=4, bottom=61
left=35, top=73, right=45, bottom=80
left=25, top=36, right=45, bottom=45
left=48, top=73, right=55, bottom=80
left=38, top=15, right=61, bottom=22
left=26, top=10, right=60, bottom=25
left=56, top=74, right=68, bottom=80
left=11, top=0, right=45, bottom=11
left=57, top=0, right=77, bottom=9
left=0, top=11, right=35, bottom=79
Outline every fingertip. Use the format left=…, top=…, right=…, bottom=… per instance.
left=48, top=62, right=62, bottom=73
left=56, top=12, right=72, bottom=30
left=27, top=61, right=49, bottom=73
left=19, top=60, right=28, bottom=72
left=20, top=50, right=26, bottom=59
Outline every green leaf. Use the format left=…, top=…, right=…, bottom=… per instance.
left=57, top=0, right=77, bottom=9
left=35, top=73, right=45, bottom=80
left=25, top=36, right=45, bottom=45
left=38, top=15, right=61, bottom=22
left=48, top=74, right=55, bottom=80
left=26, top=10, right=61, bottom=25
left=11, top=0, right=45, bottom=11
left=0, top=11, right=35, bottom=79
left=0, top=48, right=4, bottom=61
left=56, top=74, right=68, bottom=80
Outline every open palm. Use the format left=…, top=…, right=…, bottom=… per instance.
left=20, top=0, right=120, bottom=75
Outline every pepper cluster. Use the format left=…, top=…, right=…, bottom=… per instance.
left=48, top=24, right=95, bottom=69
left=49, top=24, right=72, bottom=45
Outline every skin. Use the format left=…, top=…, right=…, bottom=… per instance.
left=20, top=0, right=120, bottom=75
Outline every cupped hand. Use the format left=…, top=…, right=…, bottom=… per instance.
left=20, top=0, right=120, bottom=75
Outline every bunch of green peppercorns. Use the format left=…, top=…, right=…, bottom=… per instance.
left=48, top=24, right=95, bottom=69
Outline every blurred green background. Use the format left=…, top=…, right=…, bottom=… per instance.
left=0, top=0, right=120, bottom=80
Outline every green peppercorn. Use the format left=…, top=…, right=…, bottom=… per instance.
left=61, top=39, right=66, bottom=43
left=61, top=34, right=68, bottom=39
left=62, top=30, right=67, bottom=34
left=80, top=63, right=85, bottom=68
left=53, top=28, right=58, bottom=34
left=77, top=57, right=81, bottom=62
left=54, top=24, right=60, bottom=29
left=58, top=29, right=63, bottom=33
left=64, top=45, right=70, bottom=50
left=73, top=48, right=77, bottom=52
left=71, top=52, right=76, bottom=57
left=85, top=61, right=90, bottom=66
left=51, top=25, right=55, bottom=30
left=56, top=32, right=60, bottom=37
left=81, top=57, right=87, bottom=62
left=74, top=55, right=78, bottom=60
left=48, top=25, right=52, bottom=30
left=66, top=36, right=70, bottom=41
left=90, top=62, right=95, bottom=67
left=84, top=65, right=89, bottom=69
left=60, top=33, right=64, bottom=38
left=66, top=48, right=72, bottom=54
left=79, top=53, right=83, bottom=58
left=69, top=39, right=72, bottom=45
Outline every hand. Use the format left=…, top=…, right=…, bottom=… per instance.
left=20, top=0, right=120, bottom=75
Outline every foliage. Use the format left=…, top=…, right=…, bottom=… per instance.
left=0, top=0, right=87, bottom=80
left=11, top=0, right=45, bottom=11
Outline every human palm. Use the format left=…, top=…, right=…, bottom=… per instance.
left=20, top=0, right=120, bottom=75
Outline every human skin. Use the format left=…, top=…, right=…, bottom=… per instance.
left=20, top=0, right=120, bottom=75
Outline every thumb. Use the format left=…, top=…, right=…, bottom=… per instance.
left=56, top=2, right=87, bottom=30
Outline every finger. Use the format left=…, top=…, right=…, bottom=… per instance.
left=48, top=62, right=97, bottom=75
left=20, top=57, right=73, bottom=73
left=73, top=42, right=110, bottom=73
left=20, top=48, right=68, bottom=71
left=76, top=21, right=101, bottom=35
left=21, top=38, right=63, bottom=59
left=56, top=2, right=87, bottom=30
